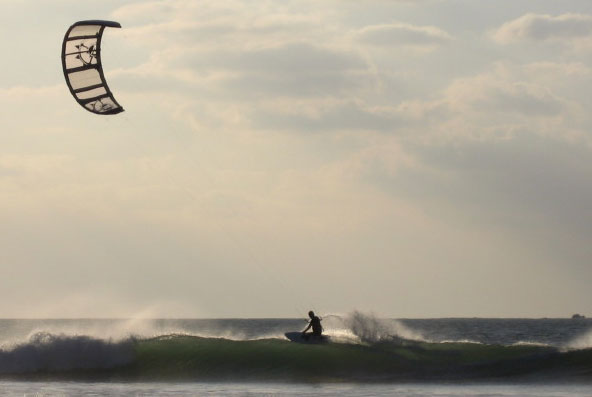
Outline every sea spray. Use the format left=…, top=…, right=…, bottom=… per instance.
left=344, top=311, right=426, bottom=343
left=565, top=328, right=592, bottom=351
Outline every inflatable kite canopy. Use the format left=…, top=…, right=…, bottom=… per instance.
left=62, top=20, right=124, bottom=115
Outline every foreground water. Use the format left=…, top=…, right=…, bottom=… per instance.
left=1, top=381, right=591, bottom=397
left=0, top=316, right=590, bottom=395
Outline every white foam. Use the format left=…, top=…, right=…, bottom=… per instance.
left=512, top=341, right=551, bottom=347
left=439, top=339, right=483, bottom=344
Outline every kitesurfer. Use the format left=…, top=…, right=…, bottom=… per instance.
left=302, top=310, right=323, bottom=340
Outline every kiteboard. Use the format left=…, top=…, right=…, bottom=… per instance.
left=284, top=332, right=330, bottom=344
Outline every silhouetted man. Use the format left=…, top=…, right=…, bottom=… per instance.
left=302, top=310, right=323, bottom=340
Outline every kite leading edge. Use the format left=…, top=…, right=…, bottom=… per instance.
left=61, top=20, right=124, bottom=115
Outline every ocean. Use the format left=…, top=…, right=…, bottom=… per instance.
left=0, top=314, right=590, bottom=396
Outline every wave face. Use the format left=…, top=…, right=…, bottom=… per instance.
left=1, top=333, right=592, bottom=382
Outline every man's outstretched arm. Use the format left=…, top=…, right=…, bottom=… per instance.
left=302, top=322, right=311, bottom=334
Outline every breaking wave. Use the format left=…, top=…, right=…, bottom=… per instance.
left=0, top=332, right=591, bottom=382
left=0, top=332, right=134, bottom=374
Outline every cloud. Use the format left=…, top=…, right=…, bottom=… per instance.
left=161, top=42, right=365, bottom=78
left=387, top=62, right=585, bottom=143
left=113, top=0, right=328, bottom=48
left=252, top=100, right=400, bottom=132
left=523, top=61, right=592, bottom=78
left=445, top=69, right=565, bottom=117
left=216, top=43, right=369, bottom=98
left=493, top=13, right=592, bottom=44
left=223, top=43, right=364, bottom=73
left=230, top=59, right=588, bottom=138
left=111, top=1, right=175, bottom=22
left=356, top=23, right=452, bottom=49
left=113, top=41, right=371, bottom=102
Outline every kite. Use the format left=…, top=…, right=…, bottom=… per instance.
left=61, top=20, right=124, bottom=115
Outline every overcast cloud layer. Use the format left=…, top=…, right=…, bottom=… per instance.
left=0, top=0, right=591, bottom=318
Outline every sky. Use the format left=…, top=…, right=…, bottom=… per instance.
left=1, top=0, right=592, bottom=318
